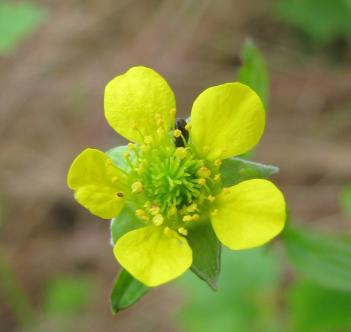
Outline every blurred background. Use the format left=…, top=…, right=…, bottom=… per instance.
left=1, top=0, right=351, bottom=331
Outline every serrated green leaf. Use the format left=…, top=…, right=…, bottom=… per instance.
left=283, top=225, right=351, bottom=292
left=340, top=184, right=351, bottom=219
left=110, top=269, right=149, bottom=314
left=110, top=203, right=143, bottom=245
left=187, top=221, right=221, bottom=291
left=289, top=280, right=351, bottom=332
left=238, top=39, right=269, bottom=108
left=220, top=157, right=279, bottom=187
left=0, top=1, right=47, bottom=54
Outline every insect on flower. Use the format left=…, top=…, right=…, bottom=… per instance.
left=67, top=66, right=286, bottom=287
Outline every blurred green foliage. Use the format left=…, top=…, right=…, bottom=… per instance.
left=289, top=280, right=351, bottom=332
left=340, top=184, right=351, bottom=219
left=0, top=1, right=47, bottom=54
left=177, top=248, right=281, bottom=332
left=238, top=39, right=269, bottom=108
left=42, top=276, right=93, bottom=316
left=276, top=0, right=351, bottom=45
left=283, top=224, right=351, bottom=292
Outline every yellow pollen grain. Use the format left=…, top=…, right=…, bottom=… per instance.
left=214, top=174, right=221, bottom=182
left=131, top=181, right=143, bottom=193
left=211, top=209, right=218, bottom=216
left=186, top=203, right=197, bottom=213
left=197, top=167, right=211, bottom=178
left=182, top=215, right=192, bottom=222
left=173, top=129, right=182, bottom=138
left=150, top=205, right=160, bottom=215
left=164, top=226, right=173, bottom=237
left=191, top=214, right=200, bottom=221
left=178, top=227, right=188, bottom=236
left=207, top=195, right=215, bottom=202
left=152, top=214, right=164, bottom=226
left=175, top=147, right=187, bottom=159
left=197, top=178, right=206, bottom=186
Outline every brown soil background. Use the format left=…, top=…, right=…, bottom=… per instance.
left=0, top=0, right=350, bottom=331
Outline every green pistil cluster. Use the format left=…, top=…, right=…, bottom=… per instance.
left=123, top=126, right=222, bottom=237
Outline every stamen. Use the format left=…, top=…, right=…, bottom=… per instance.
left=173, top=129, right=182, bottom=138
left=185, top=123, right=192, bottom=131
left=182, top=215, right=192, bottom=222
left=197, top=167, right=211, bottom=178
left=178, top=227, right=188, bottom=236
left=152, top=214, right=164, bottom=226
left=197, top=178, right=206, bottom=186
left=175, top=147, right=187, bottom=160
left=214, top=174, right=221, bottom=182
left=131, top=181, right=144, bottom=193
left=214, top=159, right=222, bottom=167
left=207, top=195, right=215, bottom=202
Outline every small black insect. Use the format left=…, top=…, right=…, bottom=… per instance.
left=175, top=118, right=189, bottom=147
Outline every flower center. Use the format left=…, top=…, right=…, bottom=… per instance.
left=123, top=119, right=222, bottom=236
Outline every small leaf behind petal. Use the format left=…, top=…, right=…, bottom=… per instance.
left=220, top=157, right=279, bottom=187
left=187, top=221, right=221, bottom=291
left=110, top=269, right=149, bottom=314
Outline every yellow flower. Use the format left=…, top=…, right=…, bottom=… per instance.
left=67, top=66, right=286, bottom=287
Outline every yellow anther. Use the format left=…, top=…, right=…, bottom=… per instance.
left=207, top=195, right=215, bottom=203
left=186, top=203, right=197, bottom=213
left=150, top=205, right=160, bottom=215
left=173, top=129, right=182, bottom=138
left=135, top=209, right=145, bottom=217
left=169, top=108, right=176, bottom=117
left=131, top=181, right=144, bottom=193
left=197, top=167, right=211, bottom=178
left=127, top=143, right=135, bottom=150
left=164, top=226, right=173, bottom=237
left=178, top=227, right=188, bottom=236
left=214, top=159, right=222, bottom=167
left=214, top=174, right=221, bottom=182
left=152, top=214, right=164, bottom=226
left=175, top=147, right=187, bottom=160
left=111, top=176, right=118, bottom=183
left=191, top=214, right=200, bottom=221
left=197, top=178, right=206, bottom=186
left=185, top=123, right=192, bottom=131
left=144, top=136, right=153, bottom=145
left=182, top=215, right=192, bottom=222
left=211, top=209, right=218, bottom=216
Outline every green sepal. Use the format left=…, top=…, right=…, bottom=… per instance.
left=106, top=145, right=130, bottom=171
left=187, top=221, right=221, bottom=291
left=110, top=203, right=143, bottom=245
left=220, top=157, right=279, bottom=187
left=110, top=269, right=149, bottom=314
left=283, top=224, right=351, bottom=292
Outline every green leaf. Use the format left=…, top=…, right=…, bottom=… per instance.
left=220, top=157, right=279, bottom=187
left=110, top=269, right=149, bottom=314
left=177, top=248, right=281, bottom=332
left=340, top=184, right=351, bottom=219
left=283, top=224, right=351, bottom=292
left=289, top=280, right=351, bottom=332
left=187, top=221, right=221, bottom=291
left=0, top=1, right=47, bottom=54
left=275, top=0, right=351, bottom=45
left=110, top=203, right=143, bottom=245
left=106, top=145, right=130, bottom=171
left=238, top=39, right=269, bottom=108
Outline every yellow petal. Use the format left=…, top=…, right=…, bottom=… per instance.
left=114, top=226, right=192, bottom=287
left=67, top=148, right=126, bottom=219
left=104, top=66, right=176, bottom=143
left=211, top=179, right=285, bottom=250
left=190, top=83, right=265, bottom=160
